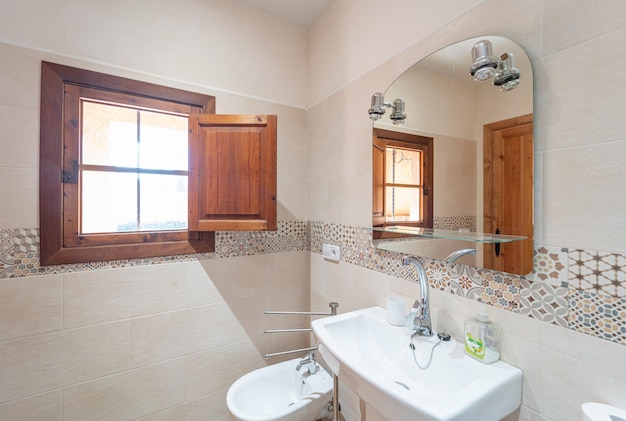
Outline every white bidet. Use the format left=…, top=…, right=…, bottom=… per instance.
left=226, top=357, right=333, bottom=421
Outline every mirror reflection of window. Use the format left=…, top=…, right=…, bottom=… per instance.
left=373, top=128, right=433, bottom=229
left=385, top=147, right=422, bottom=223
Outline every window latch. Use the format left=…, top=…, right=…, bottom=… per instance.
left=62, top=160, right=79, bottom=184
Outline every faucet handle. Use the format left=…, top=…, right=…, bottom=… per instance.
left=296, top=352, right=318, bottom=375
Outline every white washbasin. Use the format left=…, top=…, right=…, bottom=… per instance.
left=311, top=306, right=522, bottom=421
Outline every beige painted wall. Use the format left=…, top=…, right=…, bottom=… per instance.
left=0, top=0, right=307, bottom=108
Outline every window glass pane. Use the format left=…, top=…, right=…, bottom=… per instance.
left=81, top=171, right=138, bottom=233
left=385, top=147, right=421, bottom=185
left=139, top=111, right=188, bottom=171
left=139, top=174, right=188, bottom=230
left=82, top=101, right=139, bottom=167
left=385, top=186, right=421, bottom=222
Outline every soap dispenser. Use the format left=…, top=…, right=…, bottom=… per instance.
left=464, top=304, right=501, bottom=364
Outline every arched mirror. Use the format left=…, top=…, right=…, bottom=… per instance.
left=371, top=36, right=533, bottom=275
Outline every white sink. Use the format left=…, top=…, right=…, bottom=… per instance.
left=311, top=306, right=522, bottom=421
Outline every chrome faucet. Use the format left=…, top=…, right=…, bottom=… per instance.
left=402, top=256, right=433, bottom=336
left=296, top=351, right=318, bottom=375
left=444, top=248, right=477, bottom=263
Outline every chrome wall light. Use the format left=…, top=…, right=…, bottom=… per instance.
left=469, top=40, right=521, bottom=90
left=389, top=98, right=407, bottom=124
left=493, top=52, right=520, bottom=91
left=470, top=39, right=499, bottom=81
left=368, top=93, right=406, bottom=124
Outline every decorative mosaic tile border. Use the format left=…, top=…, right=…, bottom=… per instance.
left=448, top=264, right=483, bottom=300
left=533, top=245, right=569, bottom=287
left=433, top=215, right=476, bottom=231
left=569, top=289, right=626, bottom=342
left=569, top=249, right=626, bottom=298
left=0, top=221, right=308, bottom=277
left=518, top=278, right=569, bottom=327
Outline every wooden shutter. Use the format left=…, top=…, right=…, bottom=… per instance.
left=189, top=114, right=277, bottom=231
left=372, top=136, right=386, bottom=227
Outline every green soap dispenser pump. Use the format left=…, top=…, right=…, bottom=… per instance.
left=464, top=304, right=501, bottom=364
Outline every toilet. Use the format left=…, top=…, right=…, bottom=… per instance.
left=227, top=356, right=333, bottom=421
left=582, top=403, right=626, bottom=421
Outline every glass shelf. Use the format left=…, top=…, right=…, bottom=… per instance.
left=369, top=226, right=527, bottom=244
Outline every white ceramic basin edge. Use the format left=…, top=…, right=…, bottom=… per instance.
left=311, top=306, right=523, bottom=421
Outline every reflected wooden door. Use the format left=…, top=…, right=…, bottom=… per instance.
left=483, top=114, right=533, bottom=274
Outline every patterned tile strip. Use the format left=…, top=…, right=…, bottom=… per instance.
left=518, top=278, right=569, bottom=328
left=569, top=249, right=626, bottom=298
left=568, top=289, right=626, bottom=344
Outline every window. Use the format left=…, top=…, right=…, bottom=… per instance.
left=41, top=62, right=277, bottom=266
left=80, top=100, right=189, bottom=234
left=373, top=128, right=433, bottom=229
left=40, top=62, right=216, bottom=265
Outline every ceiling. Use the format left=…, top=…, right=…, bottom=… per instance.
left=235, top=0, right=332, bottom=27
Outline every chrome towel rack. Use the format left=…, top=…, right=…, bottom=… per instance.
left=264, top=301, right=340, bottom=421
left=263, top=302, right=338, bottom=359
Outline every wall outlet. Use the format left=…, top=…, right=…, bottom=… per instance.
left=322, top=244, right=341, bottom=262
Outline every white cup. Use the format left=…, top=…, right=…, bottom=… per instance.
left=386, top=296, right=406, bottom=326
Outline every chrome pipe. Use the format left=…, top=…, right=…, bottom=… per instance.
left=265, top=310, right=333, bottom=316
left=263, top=328, right=313, bottom=333
left=264, top=346, right=317, bottom=359
left=333, top=374, right=340, bottom=421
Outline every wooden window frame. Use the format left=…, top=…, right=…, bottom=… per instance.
left=373, top=128, right=434, bottom=229
left=40, top=61, right=216, bottom=265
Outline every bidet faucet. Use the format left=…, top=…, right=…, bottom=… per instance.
left=296, top=352, right=318, bottom=375
left=402, top=256, right=433, bottom=336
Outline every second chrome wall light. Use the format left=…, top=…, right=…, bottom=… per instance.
left=368, top=93, right=406, bottom=124
left=470, top=39, right=520, bottom=91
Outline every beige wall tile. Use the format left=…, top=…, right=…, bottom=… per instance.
left=201, top=252, right=308, bottom=303
left=540, top=28, right=626, bottom=152
left=183, top=339, right=266, bottom=401
left=0, top=42, right=45, bottom=109
left=543, top=142, right=626, bottom=253
left=0, top=331, right=65, bottom=403
left=0, top=167, right=37, bottom=229
left=228, top=288, right=309, bottom=339
left=0, top=321, right=129, bottom=403
left=541, top=323, right=626, bottom=412
left=183, top=260, right=226, bottom=308
left=543, top=0, right=626, bottom=56
left=0, top=105, right=39, bottom=169
left=0, top=390, right=62, bottom=421
left=131, top=303, right=239, bottom=368
left=63, top=359, right=186, bottom=421
left=64, top=264, right=191, bottom=328
left=62, top=321, right=131, bottom=385
left=277, top=181, right=307, bottom=221
left=269, top=251, right=309, bottom=291
left=136, top=390, right=230, bottom=421
left=306, top=180, right=330, bottom=222
left=328, top=175, right=371, bottom=227
left=201, top=255, right=274, bottom=301
left=0, top=274, right=62, bottom=340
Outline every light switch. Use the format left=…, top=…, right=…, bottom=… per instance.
left=322, top=244, right=341, bottom=262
